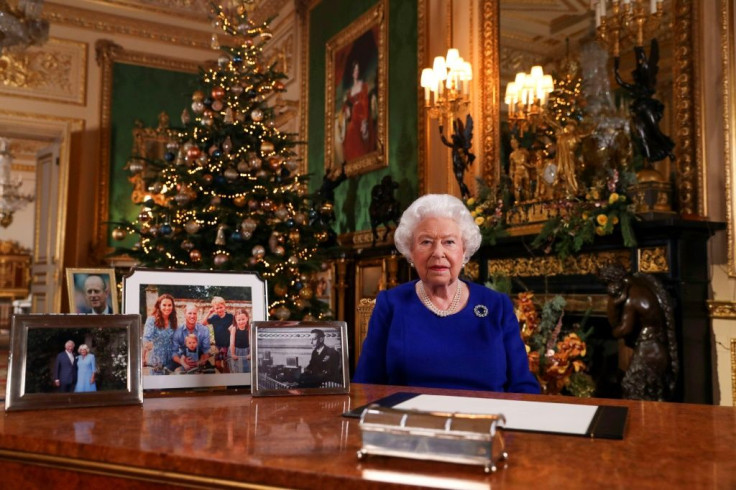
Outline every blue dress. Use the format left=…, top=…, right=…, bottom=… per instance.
left=353, top=281, right=540, bottom=394
left=143, top=316, right=175, bottom=372
left=74, top=354, right=97, bottom=392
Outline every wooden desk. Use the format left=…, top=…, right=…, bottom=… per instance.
left=1, top=384, right=735, bottom=489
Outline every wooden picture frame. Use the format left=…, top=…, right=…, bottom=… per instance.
left=5, top=314, right=142, bottom=411
left=324, top=0, right=388, bottom=178
left=66, top=268, right=119, bottom=314
left=250, top=321, right=349, bottom=396
left=122, top=269, right=267, bottom=390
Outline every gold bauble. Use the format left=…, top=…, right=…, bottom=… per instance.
left=189, top=249, right=202, bottom=262
left=111, top=227, right=127, bottom=241
left=273, top=283, right=288, bottom=297
left=233, top=195, right=247, bottom=207
left=260, top=141, right=275, bottom=154
left=299, top=286, right=313, bottom=300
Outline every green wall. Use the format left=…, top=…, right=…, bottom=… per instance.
left=108, top=63, right=199, bottom=248
left=308, top=0, right=418, bottom=234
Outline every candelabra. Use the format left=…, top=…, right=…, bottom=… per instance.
left=504, top=66, right=554, bottom=136
left=420, top=48, right=472, bottom=121
left=0, top=139, right=34, bottom=228
left=593, top=0, right=664, bottom=55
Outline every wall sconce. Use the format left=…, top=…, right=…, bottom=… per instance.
left=0, top=138, right=34, bottom=228
left=420, top=48, right=472, bottom=120
left=504, top=66, right=554, bottom=134
left=0, top=0, right=49, bottom=53
left=593, top=0, right=665, bottom=55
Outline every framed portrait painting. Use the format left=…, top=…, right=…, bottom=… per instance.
left=324, top=0, right=388, bottom=178
left=122, top=269, right=267, bottom=390
left=66, top=268, right=119, bottom=314
left=5, top=314, right=142, bottom=411
left=251, top=321, right=349, bottom=397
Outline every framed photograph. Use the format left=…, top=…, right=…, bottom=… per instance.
left=324, top=0, right=387, bottom=177
left=251, top=321, right=349, bottom=397
left=66, top=268, right=119, bottom=314
left=122, top=268, right=267, bottom=390
left=5, top=314, right=142, bottom=412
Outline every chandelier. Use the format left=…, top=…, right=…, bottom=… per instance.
left=0, top=0, right=49, bottom=52
left=0, top=138, right=34, bottom=228
left=420, top=48, right=472, bottom=120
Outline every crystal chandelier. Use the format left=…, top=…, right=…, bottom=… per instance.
left=0, top=0, right=49, bottom=52
left=0, top=138, right=34, bottom=228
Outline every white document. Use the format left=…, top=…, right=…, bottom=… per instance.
left=394, top=394, right=598, bottom=435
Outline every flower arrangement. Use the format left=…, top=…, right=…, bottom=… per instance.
left=515, top=292, right=595, bottom=397
left=530, top=168, right=638, bottom=258
left=465, top=178, right=509, bottom=245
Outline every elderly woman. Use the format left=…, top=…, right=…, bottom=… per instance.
left=74, top=344, right=97, bottom=392
left=353, top=194, right=540, bottom=393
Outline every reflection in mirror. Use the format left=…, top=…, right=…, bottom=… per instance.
left=496, top=0, right=688, bottom=218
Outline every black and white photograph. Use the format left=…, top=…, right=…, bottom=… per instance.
left=251, top=321, right=349, bottom=397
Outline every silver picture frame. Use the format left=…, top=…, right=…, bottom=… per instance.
left=251, top=321, right=350, bottom=397
left=5, top=314, right=142, bottom=411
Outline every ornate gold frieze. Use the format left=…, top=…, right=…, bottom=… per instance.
left=707, top=300, right=736, bottom=319
left=417, top=0, right=427, bottom=194
left=0, top=38, right=86, bottom=105
left=481, top=0, right=500, bottom=186
left=488, top=250, right=631, bottom=277
left=638, top=246, right=669, bottom=273
left=534, top=293, right=609, bottom=315
left=339, top=229, right=395, bottom=249
left=44, top=3, right=212, bottom=50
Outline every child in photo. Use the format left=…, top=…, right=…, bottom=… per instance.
left=203, top=296, right=234, bottom=373
left=175, top=334, right=200, bottom=374
left=229, top=308, right=251, bottom=373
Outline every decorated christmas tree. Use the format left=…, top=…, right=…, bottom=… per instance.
left=112, top=1, right=339, bottom=321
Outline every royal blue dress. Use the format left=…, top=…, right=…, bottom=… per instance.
left=353, top=281, right=540, bottom=394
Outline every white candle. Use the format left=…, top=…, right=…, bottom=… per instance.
left=650, top=0, right=656, bottom=13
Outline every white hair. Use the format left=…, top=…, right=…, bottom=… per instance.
left=78, top=344, right=90, bottom=353
left=394, top=194, right=481, bottom=263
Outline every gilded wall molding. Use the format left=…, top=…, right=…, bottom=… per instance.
left=707, top=300, right=736, bottom=319
left=297, top=0, right=315, bottom=175
left=672, top=0, right=702, bottom=216
left=723, top=0, right=736, bottom=277
left=487, top=250, right=631, bottom=278
left=480, top=0, right=499, bottom=186
left=94, top=40, right=201, bottom=256
left=44, top=3, right=212, bottom=50
left=731, top=338, right=736, bottom=406
left=0, top=38, right=87, bottom=105
left=417, top=0, right=427, bottom=195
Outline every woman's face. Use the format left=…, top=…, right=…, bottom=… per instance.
left=352, top=62, right=359, bottom=80
left=79, top=348, right=88, bottom=356
left=236, top=313, right=249, bottom=328
left=410, top=216, right=465, bottom=288
left=160, top=298, right=174, bottom=317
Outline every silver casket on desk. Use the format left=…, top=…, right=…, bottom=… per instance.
left=357, top=404, right=507, bottom=473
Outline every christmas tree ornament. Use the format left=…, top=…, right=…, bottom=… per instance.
left=294, top=212, right=307, bottom=225
left=148, top=225, right=159, bottom=237
left=140, top=223, right=151, bottom=235
left=288, top=229, right=300, bottom=243
left=217, top=55, right=229, bottom=68
left=242, top=231, right=253, bottom=240
left=241, top=217, right=257, bottom=233
left=230, top=229, right=243, bottom=241
left=202, top=174, right=214, bottom=184
left=192, top=90, right=204, bottom=102
left=273, top=283, right=287, bottom=297
left=233, top=195, right=247, bottom=207
left=247, top=199, right=260, bottom=210
left=214, top=252, right=229, bottom=266
left=224, top=107, right=234, bottom=124
left=190, top=249, right=202, bottom=262
left=255, top=169, right=269, bottom=180
left=295, top=298, right=307, bottom=310
left=184, top=219, right=200, bottom=234
left=231, top=85, right=243, bottom=95
left=252, top=245, right=266, bottom=259
left=268, top=156, right=282, bottom=170
left=261, top=198, right=273, bottom=212
left=160, top=223, right=173, bottom=235
left=112, top=227, right=127, bottom=241
left=316, top=230, right=329, bottom=242
left=186, top=146, right=201, bottom=161
left=181, top=109, right=191, bottom=125
left=275, top=206, right=289, bottom=221
left=224, top=167, right=239, bottom=181
left=273, top=245, right=285, bottom=256
left=138, top=210, right=152, bottom=222
left=260, top=141, right=274, bottom=154
left=211, top=86, right=226, bottom=100
left=302, top=314, right=316, bottom=322
left=273, top=305, right=291, bottom=320
left=180, top=239, right=194, bottom=251
left=198, top=154, right=208, bottom=167
left=210, top=195, right=222, bottom=206
left=287, top=255, right=298, bottom=265
left=222, top=136, right=233, bottom=154
left=202, top=114, right=214, bottom=126
left=215, top=224, right=227, bottom=246
left=237, top=159, right=249, bottom=172
left=164, top=151, right=175, bottom=162
left=248, top=154, right=261, bottom=169
left=320, top=202, right=334, bottom=215
left=285, top=160, right=298, bottom=172
left=174, top=192, right=191, bottom=206
left=273, top=81, right=285, bottom=91
left=250, top=108, right=263, bottom=122
left=191, top=100, right=205, bottom=114
left=203, top=96, right=213, bottom=108
left=211, top=100, right=224, bottom=112
left=127, top=159, right=144, bottom=174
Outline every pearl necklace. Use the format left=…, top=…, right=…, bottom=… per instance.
left=416, top=281, right=463, bottom=317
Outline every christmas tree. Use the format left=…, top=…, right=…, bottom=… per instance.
left=112, top=1, right=339, bottom=321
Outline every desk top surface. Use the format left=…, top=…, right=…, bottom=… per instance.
left=1, top=384, right=735, bottom=489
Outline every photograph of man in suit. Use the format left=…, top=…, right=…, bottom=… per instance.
left=298, top=329, right=341, bottom=388
left=79, top=275, right=113, bottom=314
left=54, top=340, right=77, bottom=392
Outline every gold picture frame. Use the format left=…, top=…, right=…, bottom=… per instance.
left=723, top=0, right=736, bottom=277
left=324, top=0, right=388, bottom=178
left=5, top=314, right=142, bottom=412
left=65, top=268, right=119, bottom=314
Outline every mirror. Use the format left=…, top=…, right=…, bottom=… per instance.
left=481, top=0, right=702, bottom=215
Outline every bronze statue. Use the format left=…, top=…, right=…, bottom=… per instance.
left=599, top=263, right=678, bottom=401
left=439, top=114, right=475, bottom=199
left=614, top=38, right=675, bottom=164
left=369, top=175, right=401, bottom=246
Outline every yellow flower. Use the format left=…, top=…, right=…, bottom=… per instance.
left=582, top=212, right=589, bottom=220
left=596, top=214, right=608, bottom=226
left=466, top=197, right=475, bottom=206
left=612, top=216, right=619, bottom=225
left=475, top=206, right=483, bottom=215
left=470, top=210, right=477, bottom=217
left=475, top=216, right=485, bottom=226
left=608, top=192, right=620, bottom=204
left=591, top=189, right=600, bottom=200
left=595, top=226, right=605, bottom=236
